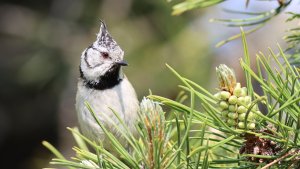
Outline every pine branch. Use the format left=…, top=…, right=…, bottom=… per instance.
left=169, top=0, right=294, bottom=46
left=261, top=149, right=300, bottom=169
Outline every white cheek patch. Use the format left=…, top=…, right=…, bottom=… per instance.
left=86, top=49, right=103, bottom=68
left=84, top=63, right=111, bottom=81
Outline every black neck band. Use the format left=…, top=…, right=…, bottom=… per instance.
left=80, top=66, right=122, bottom=90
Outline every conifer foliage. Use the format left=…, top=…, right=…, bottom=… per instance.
left=44, top=1, right=300, bottom=168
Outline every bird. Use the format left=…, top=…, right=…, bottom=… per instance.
left=75, top=21, right=139, bottom=155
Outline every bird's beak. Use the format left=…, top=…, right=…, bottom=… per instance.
left=115, top=60, right=128, bottom=66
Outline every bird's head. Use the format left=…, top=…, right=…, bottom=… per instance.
left=80, top=21, right=127, bottom=83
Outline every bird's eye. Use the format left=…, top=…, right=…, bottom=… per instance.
left=101, top=52, right=109, bottom=59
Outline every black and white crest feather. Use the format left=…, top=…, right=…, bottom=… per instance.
left=97, top=21, right=118, bottom=51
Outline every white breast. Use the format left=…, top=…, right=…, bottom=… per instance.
left=75, top=77, right=139, bottom=149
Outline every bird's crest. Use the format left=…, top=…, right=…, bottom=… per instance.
left=96, top=21, right=118, bottom=51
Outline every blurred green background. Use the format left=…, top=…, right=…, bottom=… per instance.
left=0, top=0, right=297, bottom=168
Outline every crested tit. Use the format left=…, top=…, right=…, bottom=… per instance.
left=75, top=21, right=139, bottom=154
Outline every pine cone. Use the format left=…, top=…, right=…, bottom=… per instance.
left=215, top=64, right=260, bottom=129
